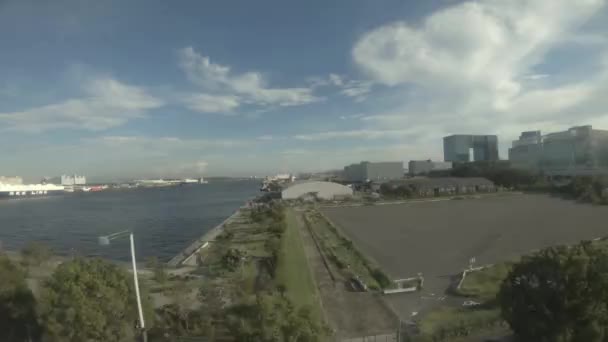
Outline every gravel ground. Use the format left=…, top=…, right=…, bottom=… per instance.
left=321, top=194, right=608, bottom=319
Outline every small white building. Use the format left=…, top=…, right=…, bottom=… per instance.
left=61, top=174, right=86, bottom=185
left=0, top=176, right=23, bottom=185
left=281, top=181, right=353, bottom=200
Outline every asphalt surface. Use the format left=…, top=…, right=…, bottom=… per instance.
left=321, top=194, right=608, bottom=319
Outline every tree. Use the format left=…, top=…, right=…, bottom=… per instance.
left=0, top=254, right=41, bottom=342
left=40, top=257, right=153, bottom=342
left=448, top=161, right=538, bottom=188
left=221, top=248, right=245, bottom=272
left=226, top=294, right=327, bottom=342
left=153, top=303, right=213, bottom=339
left=499, top=242, right=608, bottom=342
left=152, top=281, right=216, bottom=339
left=21, top=241, right=52, bottom=267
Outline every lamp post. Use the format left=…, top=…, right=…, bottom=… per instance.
left=98, top=230, right=147, bottom=342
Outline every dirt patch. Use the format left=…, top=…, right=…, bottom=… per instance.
left=294, top=210, right=398, bottom=340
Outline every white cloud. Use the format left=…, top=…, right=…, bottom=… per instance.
left=340, top=81, right=373, bottom=101
left=523, top=74, right=549, bottom=81
left=348, top=0, right=608, bottom=158
left=353, top=0, right=604, bottom=107
left=95, top=135, right=251, bottom=149
left=0, top=77, right=163, bottom=132
left=329, top=73, right=344, bottom=86
left=182, top=93, right=240, bottom=113
left=308, top=73, right=374, bottom=101
left=178, top=47, right=320, bottom=111
left=294, top=128, right=415, bottom=141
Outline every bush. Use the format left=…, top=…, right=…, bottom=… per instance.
left=0, top=254, right=40, bottom=341
left=40, top=258, right=153, bottom=341
left=500, top=242, right=608, bottom=342
left=21, top=241, right=52, bottom=267
left=370, top=268, right=392, bottom=289
left=268, top=221, right=286, bottom=236
left=221, top=248, right=245, bottom=272
left=328, top=252, right=346, bottom=269
left=217, top=230, right=234, bottom=240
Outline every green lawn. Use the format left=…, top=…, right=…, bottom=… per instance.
left=306, top=211, right=384, bottom=289
left=418, top=307, right=503, bottom=340
left=457, top=263, right=512, bottom=301
left=276, top=209, right=322, bottom=319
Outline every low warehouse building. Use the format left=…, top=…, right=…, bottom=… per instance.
left=381, top=177, right=495, bottom=197
left=281, top=181, right=353, bottom=200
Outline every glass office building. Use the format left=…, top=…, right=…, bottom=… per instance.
left=443, top=135, right=499, bottom=162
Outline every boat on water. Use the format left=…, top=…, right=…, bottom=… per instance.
left=136, top=177, right=209, bottom=187
left=0, top=183, right=65, bottom=198
left=182, top=177, right=208, bottom=184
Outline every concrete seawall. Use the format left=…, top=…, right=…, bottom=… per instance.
left=167, top=209, right=243, bottom=267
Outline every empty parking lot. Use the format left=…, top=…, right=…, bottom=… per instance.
left=322, top=194, right=608, bottom=296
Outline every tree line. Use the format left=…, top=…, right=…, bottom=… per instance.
left=0, top=250, right=153, bottom=342
left=423, top=240, right=608, bottom=342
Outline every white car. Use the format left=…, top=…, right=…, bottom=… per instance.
left=462, top=300, right=481, bottom=307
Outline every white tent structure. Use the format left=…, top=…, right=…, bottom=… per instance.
left=281, top=181, right=353, bottom=200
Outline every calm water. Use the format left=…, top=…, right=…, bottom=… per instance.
left=0, top=180, right=259, bottom=262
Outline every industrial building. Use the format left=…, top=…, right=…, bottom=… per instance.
left=408, top=160, right=453, bottom=175
left=60, top=174, right=87, bottom=186
left=0, top=176, right=23, bottom=185
left=382, top=177, right=495, bottom=197
left=281, top=181, right=353, bottom=200
left=443, top=135, right=499, bottom=162
left=509, top=125, right=608, bottom=176
left=343, top=161, right=403, bottom=182
left=508, top=131, right=543, bottom=171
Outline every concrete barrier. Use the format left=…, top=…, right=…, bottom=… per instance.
left=383, top=286, right=418, bottom=295
left=457, top=264, right=494, bottom=290
left=167, top=209, right=241, bottom=267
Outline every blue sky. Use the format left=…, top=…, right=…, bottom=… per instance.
left=1, top=0, right=608, bottom=181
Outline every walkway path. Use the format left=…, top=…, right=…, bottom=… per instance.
left=294, top=209, right=398, bottom=340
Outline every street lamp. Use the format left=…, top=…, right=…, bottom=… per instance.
left=98, top=230, right=146, bottom=342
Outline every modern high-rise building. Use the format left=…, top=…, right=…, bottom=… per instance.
left=343, top=161, right=404, bottom=182
left=509, top=125, right=608, bottom=175
left=508, top=131, right=543, bottom=171
left=443, top=135, right=499, bottom=162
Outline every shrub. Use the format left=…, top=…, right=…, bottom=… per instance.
left=21, top=241, right=52, bottom=267
left=268, top=222, right=286, bottom=236
left=370, top=268, right=392, bottom=289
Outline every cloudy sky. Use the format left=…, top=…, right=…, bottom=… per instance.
left=1, top=0, right=607, bottom=181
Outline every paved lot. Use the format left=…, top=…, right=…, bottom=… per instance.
left=321, top=194, right=608, bottom=318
